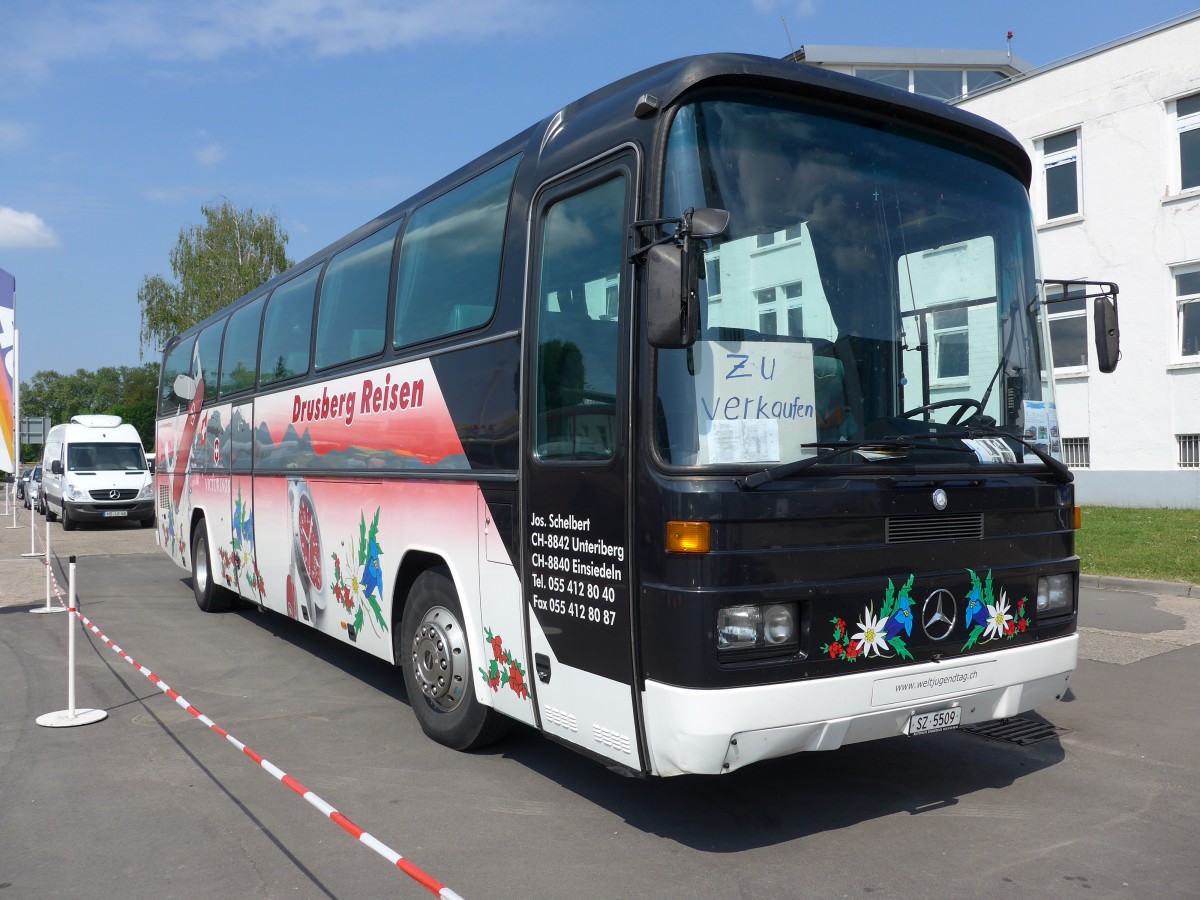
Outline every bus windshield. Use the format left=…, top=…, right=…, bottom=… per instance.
left=656, top=96, right=1056, bottom=470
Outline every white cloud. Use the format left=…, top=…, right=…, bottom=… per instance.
left=1, top=0, right=545, bottom=87
left=194, top=130, right=227, bottom=167
left=0, top=207, right=60, bottom=248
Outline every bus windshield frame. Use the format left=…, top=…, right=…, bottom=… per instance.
left=653, top=93, right=1057, bottom=474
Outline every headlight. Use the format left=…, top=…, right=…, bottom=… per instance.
left=137, top=484, right=154, bottom=500
left=67, top=484, right=89, bottom=501
left=1036, top=573, right=1074, bottom=617
left=717, top=605, right=760, bottom=651
left=763, top=604, right=796, bottom=645
left=717, top=602, right=800, bottom=658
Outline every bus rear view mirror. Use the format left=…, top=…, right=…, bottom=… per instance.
left=688, top=207, right=731, bottom=240
left=642, top=207, right=727, bottom=349
left=1094, top=295, right=1120, bottom=373
left=646, top=243, right=700, bottom=348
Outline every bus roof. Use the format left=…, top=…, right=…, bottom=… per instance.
left=171, top=52, right=1030, bottom=344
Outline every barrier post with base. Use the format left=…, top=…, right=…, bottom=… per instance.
left=31, top=521, right=65, bottom=615
left=36, top=558, right=108, bottom=728
left=20, top=499, right=39, bottom=556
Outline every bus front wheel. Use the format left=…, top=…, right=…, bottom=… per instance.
left=398, top=567, right=508, bottom=751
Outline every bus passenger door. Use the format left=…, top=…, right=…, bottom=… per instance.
left=523, top=155, right=643, bottom=771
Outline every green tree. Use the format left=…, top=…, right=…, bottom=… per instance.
left=20, top=363, right=162, bottom=458
left=137, top=200, right=292, bottom=355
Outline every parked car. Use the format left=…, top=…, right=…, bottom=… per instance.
left=23, top=465, right=43, bottom=511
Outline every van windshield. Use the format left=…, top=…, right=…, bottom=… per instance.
left=67, top=443, right=147, bottom=472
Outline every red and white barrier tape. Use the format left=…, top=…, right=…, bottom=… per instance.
left=71, top=608, right=465, bottom=900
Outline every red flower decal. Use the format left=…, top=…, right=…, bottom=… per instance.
left=828, top=642, right=844, bottom=659
left=508, top=665, right=527, bottom=699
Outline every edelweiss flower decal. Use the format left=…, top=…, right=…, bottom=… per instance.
left=822, top=575, right=915, bottom=662
left=824, top=571, right=1034, bottom=663
left=962, top=570, right=1029, bottom=651
left=852, top=606, right=891, bottom=657
left=983, top=590, right=1014, bottom=641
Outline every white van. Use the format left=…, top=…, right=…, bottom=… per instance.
left=41, top=415, right=155, bottom=530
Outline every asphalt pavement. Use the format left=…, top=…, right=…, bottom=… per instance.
left=2, top=492, right=1200, bottom=900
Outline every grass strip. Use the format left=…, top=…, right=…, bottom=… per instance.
left=1077, top=506, right=1200, bottom=585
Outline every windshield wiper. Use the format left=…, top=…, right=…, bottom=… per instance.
left=739, top=437, right=976, bottom=490
left=943, top=425, right=1073, bottom=485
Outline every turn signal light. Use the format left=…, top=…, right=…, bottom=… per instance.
left=667, top=521, right=710, bottom=554
left=1073, top=507, right=1083, bottom=530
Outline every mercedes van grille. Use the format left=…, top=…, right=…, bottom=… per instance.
left=90, top=489, right=139, bottom=501
left=885, top=513, right=984, bottom=544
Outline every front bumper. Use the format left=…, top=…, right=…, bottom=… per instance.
left=641, top=633, right=1077, bottom=776
left=64, top=498, right=155, bottom=523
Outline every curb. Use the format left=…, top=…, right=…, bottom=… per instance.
left=1079, top=573, right=1200, bottom=598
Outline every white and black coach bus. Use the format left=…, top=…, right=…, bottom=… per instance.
left=155, top=53, right=1120, bottom=777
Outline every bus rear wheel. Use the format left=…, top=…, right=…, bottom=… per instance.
left=398, top=566, right=508, bottom=751
left=191, top=520, right=237, bottom=613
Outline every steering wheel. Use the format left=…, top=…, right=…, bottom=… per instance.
left=899, top=398, right=982, bottom=426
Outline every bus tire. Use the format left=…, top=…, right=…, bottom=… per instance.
left=45, top=501, right=57, bottom=523
left=191, top=519, right=236, bottom=613
left=398, top=566, right=508, bottom=751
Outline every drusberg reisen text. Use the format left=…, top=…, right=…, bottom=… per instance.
left=291, top=375, right=425, bottom=427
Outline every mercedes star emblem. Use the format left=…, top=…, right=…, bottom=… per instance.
left=109, top=489, right=121, bottom=500
left=932, top=488, right=948, bottom=511
left=921, top=589, right=958, bottom=641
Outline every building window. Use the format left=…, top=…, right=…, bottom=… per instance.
left=1061, top=437, right=1090, bottom=469
left=1042, top=130, right=1080, bottom=220
left=932, top=307, right=969, bottom=380
left=1177, top=93, right=1200, bottom=192
left=758, top=309, right=778, bottom=335
left=705, top=256, right=721, bottom=298
left=786, top=305, right=803, bottom=337
left=1046, top=283, right=1088, bottom=369
left=1179, top=434, right=1200, bottom=468
left=856, top=68, right=1008, bottom=100
left=756, top=288, right=775, bottom=305
left=967, top=70, right=1006, bottom=93
left=857, top=68, right=910, bottom=92
left=756, top=232, right=776, bottom=249
left=914, top=69, right=962, bottom=101
left=1175, top=265, right=1200, bottom=358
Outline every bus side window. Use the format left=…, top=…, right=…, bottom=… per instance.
left=160, top=336, right=196, bottom=416
left=259, top=266, right=319, bottom=385
left=219, top=297, right=266, bottom=397
left=195, top=319, right=225, bottom=402
left=534, top=174, right=626, bottom=461
left=314, top=220, right=400, bottom=371
left=393, top=155, right=519, bottom=349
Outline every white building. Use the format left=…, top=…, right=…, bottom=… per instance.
left=796, top=12, right=1200, bottom=506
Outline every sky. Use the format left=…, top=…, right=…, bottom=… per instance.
left=2, top=0, right=1199, bottom=384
